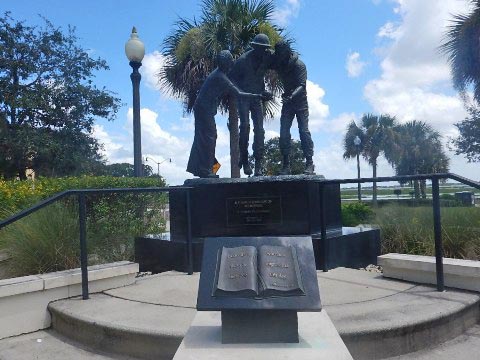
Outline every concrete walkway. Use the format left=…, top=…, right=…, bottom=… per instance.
left=0, top=330, right=135, bottom=360
left=1, top=268, right=479, bottom=359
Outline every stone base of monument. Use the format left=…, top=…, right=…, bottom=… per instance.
left=135, top=226, right=380, bottom=274
left=172, top=311, right=353, bottom=360
left=221, top=310, right=299, bottom=343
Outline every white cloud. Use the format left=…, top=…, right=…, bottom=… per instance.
left=377, top=22, right=400, bottom=40
left=365, top=0, right=469, bottom=135
left=346, top=51, right=367, bottom=78
left=127, top=108, right=189, bottom=152
left=325, top=113, right=358, bottom=134
left=93, top=107, right=195, bottom=185
left=261, top=80, right=329, bottom=135
left=265, top=129, right=280, bottom=141
left=171, top=116, right=195, bottom=132
left=313, top=140, right=395, bottom=180
left=140, top=51, right=166, bottom=92
left=272, top=0, right=301, bottom=27
left=93, top=125, right=123, bottom=160
left=306, top=80, right=330, bottom=132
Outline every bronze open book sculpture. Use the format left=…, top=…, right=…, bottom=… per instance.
left=213, top=245, right=305, bottom=298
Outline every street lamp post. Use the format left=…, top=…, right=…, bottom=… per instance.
left=354, top=135, right=362, bottom=202
left=146, top=157, right=172, bottom=177
left=125, top=27, right=145, bottom=177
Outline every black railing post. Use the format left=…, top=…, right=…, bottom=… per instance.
left=431, top=177, right=445, bottom=292
left=319, top=184, right=328, bottom=272
left=78, top=193, right=89, bottom=300
left=186, top=189, right=193, bottom=275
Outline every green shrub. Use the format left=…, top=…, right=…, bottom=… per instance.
left=1, top=203, right=80, bottom=276
left=0, top=175, right=166, bottom=218
left=373, top=205, right=480, bottom=260
left=341, top=202, right=374, bottom=226
left=0, top=176, right=169, bottom=276
left=440, top=193, right=455, bottom=200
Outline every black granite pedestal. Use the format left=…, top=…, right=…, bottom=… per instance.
left=135, top=175, right=381, bottom=273
left=221, top=310, right=299, bottom=343
left=170, top=175, right=341, bottom=240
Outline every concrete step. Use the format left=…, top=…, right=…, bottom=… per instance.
left=389, top=324, right=480, bottom=359
left=48, top=269, right=480, bottom=360
left=49, top=293, right=195, bottom=360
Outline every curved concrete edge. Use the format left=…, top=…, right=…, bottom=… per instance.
left=340, top=300, right=480, bottom=360
left=48, top=301, right=187, bottom=360
left=47, top=269, right=480, bottom=360
left=0, top=262, right=138, bottom=340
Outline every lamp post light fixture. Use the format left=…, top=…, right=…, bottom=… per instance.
left=146, top=156, right=172, bottom=177
left=125, top=27, right=145, bottom=177
left=354, top=135, right=362, bottom=202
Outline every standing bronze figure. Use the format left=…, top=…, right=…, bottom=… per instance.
left=273, top=40, right=315, bottom=175
left=187, top=50, right=262, bottom=178
left=230, top=34, right=274, bottom=176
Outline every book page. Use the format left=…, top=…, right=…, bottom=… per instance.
left=258, top=245, right=305, bottom=297
left=214, top=246, right=258, bottom=297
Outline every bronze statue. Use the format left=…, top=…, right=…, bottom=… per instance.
left=187, top=50, right=262, bottom=178
left=273, top=40, right=315, bottom=175
left=230, top=34, right=274, bottom=176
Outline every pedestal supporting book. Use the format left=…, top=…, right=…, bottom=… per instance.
left=197, top=236, right=321, bottom=343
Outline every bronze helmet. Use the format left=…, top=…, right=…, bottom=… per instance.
left=250, top=33, right=271, bottom=48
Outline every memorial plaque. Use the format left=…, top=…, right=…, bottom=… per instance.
left=226, top=196, right=282, bottom=226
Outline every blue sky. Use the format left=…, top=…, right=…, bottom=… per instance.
left=2, top=0, right=479, bottom=185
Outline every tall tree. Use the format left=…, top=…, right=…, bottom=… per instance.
left=394, top=121, right=450, bottom=198
left=343, top=114, right=397, bottom=206
left=159, top=0, right=282, bottom=177
left=440, top=4, right=480, bottom=163
left=441, top=1, right=480, bottom=104
left=96, top=163, right=155, bottom=177
left=0, top=13, right=120, bottom=179
left=451, top=104, right=480, bottom=162
left=249, top=137, right=305, bottom=175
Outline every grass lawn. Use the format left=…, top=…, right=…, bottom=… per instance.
left=341, top=183, right=479, bottom=199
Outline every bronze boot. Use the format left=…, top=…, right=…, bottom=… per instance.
left=254, top=159, right=264, bottom=176
left=279, top=156, right=291, bottom=175
left=304, top=157, right=315, bottom=175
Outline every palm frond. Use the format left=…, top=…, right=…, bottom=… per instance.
left=342, top=120, right=363, bottom=160
left=440, top=3, right=480, bottom=102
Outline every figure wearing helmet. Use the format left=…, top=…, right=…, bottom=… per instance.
left=187, top=50, right=263, bottom=178
left=273, top=40, right=315, bottom=175
left=230, top=33, right=274, bottom=176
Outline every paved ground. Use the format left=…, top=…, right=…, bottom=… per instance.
left=0, top=330, right=135, bottom=360
left=2, top=324, right=480, bottom=360
left=1, top=268, right=479, bottom=359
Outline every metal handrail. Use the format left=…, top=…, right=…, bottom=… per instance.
left=315, top=172, right=479, bottom=292
left=0, top=173, right=478, bottom=298
left=0, top=186, right=193, bottom=300
left=0, top=187, right=188, bottom=229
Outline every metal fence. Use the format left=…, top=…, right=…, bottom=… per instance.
left=1, top=173, right=479, bottom=300
left=0, top=186, right=193, bottom=300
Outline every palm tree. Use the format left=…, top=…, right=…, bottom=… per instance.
left=159, top=0, right=283, bottom=177
left=393, top=121, right=449, bottom=199
left=343, top=114, right=397, bottom=206
left=441, top=1, right=480, bottom=103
